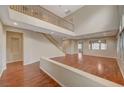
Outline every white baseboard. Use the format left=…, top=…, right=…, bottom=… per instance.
left=83, top=54, right=116, bottom=59
left=0, top=66, right=6, bottom=78
left=0, top=71, right=2, bottom=78
left=24, top=61, right=40, bottom=66
left=7, top=60, right=23, bottom=64
left=67, top=53, right=116, bottom=59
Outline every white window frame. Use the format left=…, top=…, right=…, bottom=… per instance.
left=89, top=40, right=107, bottom=50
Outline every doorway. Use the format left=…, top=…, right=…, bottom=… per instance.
left=6, top=31, right=23, bottom=64
left=78, top=41, right=83, bottom=53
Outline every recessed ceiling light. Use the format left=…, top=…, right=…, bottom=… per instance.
left=51, top=32, right=54, bottom=34
left=13, top=22, right=18, bottom=26
left=98, top=40, right=101, bottom=43
left=65, top=9, right=71, bottom=14
left=103, top=33, right=107, bottom=36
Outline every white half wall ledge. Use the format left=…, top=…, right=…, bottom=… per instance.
left=40, top=57, right=122, bottom=87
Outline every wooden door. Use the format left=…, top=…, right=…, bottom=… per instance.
left=7, top=32, right=23, bottom=63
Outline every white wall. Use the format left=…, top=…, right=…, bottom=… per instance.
left=4, top=26, right=65, bottom=65
left=0, top=21, right=3, bottom=75
left=82, top=37, right=117, bottom=58
left=116, top=6, right=124, bottom=78
left=0, top=21, right=6, bottom=77
left=118, top=6, right=124, bottom=30
left=67, top=5, right=119, bottom=35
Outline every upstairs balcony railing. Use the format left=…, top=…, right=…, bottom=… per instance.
left=10, top=5, right=74, bottom=31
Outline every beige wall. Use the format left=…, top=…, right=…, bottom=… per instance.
left=62, top=39, right=71, bottom=53
left=61, top=39, right=78, bottom=54
left=66, top=5, right=119, bottom=35
left=82, top=37, right=117, bottom=58
left=4, top=26, right=65, bottom=65
left=53, top=36, right=117, bottom=58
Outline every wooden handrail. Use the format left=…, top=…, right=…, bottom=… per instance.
left=42, top=33, right=66, bottom=53
left=10, top=5, right=74, bottom=31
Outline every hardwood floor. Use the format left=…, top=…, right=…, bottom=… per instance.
left=1, top=54, right=123, bottom=86
left=51, top=53, right=124, bottom=85
left=0, top=61, right=60, bottom=87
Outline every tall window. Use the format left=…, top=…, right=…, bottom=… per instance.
left=78, top=43, right=82, bottom=50
left=89, top=40, right=107, bottom=50
left=78, top=42, right=83, bottom=53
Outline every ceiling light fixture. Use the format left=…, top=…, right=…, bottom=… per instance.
left=64, top=9, right=71, bottom=14
left=98, top=40, right=101, bottom=43
left=103, top=33, right=107, bottom=36
left=13, top=22, right=18, bottom=26
left=51, top=32, right=54, bottom=34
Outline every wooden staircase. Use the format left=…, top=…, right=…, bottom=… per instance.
left=39, top=33, right=66, bottom=53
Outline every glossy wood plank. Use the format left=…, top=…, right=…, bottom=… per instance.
left=0, top=61, right=60, bottom=87
left=51, top=53, right=124, bottom=85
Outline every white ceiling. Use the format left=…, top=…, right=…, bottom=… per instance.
left=41, top=5, right=83, bottom=17
left=0, top=6, right=118, bottom=40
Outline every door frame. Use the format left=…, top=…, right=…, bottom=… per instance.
left=6, top=31, right=24, bottom=64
